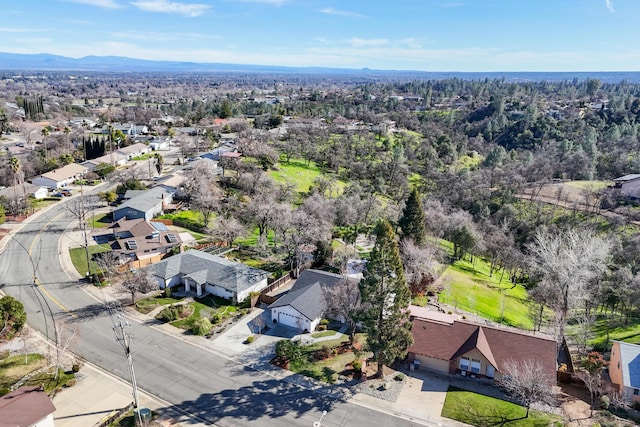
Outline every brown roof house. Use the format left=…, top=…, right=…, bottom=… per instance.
left=106, top=218, right=182, bottom=268
left=0, top=386, right=56, bottom=427
left=407, top=317, right=557, bottom=382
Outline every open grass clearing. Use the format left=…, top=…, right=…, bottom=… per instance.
left=88, top=212, right=112, bottom=228
left=69, top=243, right=112, bottom=277
left=587, top=314, right=640, bottom=350
left=269, top=159, right=345, bottom=195
left=441, top=386, right=562, bottom=427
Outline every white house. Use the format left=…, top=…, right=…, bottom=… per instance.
left=0, top=386, right=56, bottom=427
left=112, top=186, right=175, bottom=221
left=82, top=152, right=128, bottom=170
left=31, top=163, right=88, bottom=189
left=0, top=183, right=48, bottom=200
left=144, top=250, right=269, bottom=302
left=614, top=174, right=640, bottom=198
left=117, top=142, right=150, bottom=159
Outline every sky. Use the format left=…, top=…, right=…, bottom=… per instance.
left=0, top=0, right=639, bottom=72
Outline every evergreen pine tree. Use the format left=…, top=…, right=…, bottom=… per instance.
left=398, top=188, right=427, bottom=245
left=358, top=219, right=413, bottom=378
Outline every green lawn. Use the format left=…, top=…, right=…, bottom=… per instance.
left=163, top=295, right=240, bottom=330
left=269, top=159, right=345, bottom=195
left=0, top=353, right=75, bottom=394
left=69, top=244, right=112, bottom=277
left=135, top=295, right=184, bottom=314
left=588, top=314, right=640, bottom=350
left=234, top=226, right=276, bottom=248
left=158, top=210, right=206, bottom=229
left=288, top=334, right=354, bottom=383
left=436, top=240, right=535, bottom=330
left=441, top=386, right=562, bottom=427
left=88, top=212, right=112, bottom=228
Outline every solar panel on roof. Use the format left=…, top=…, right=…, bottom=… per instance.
left=126, top=240, right=138, bottom=250
left=165, top=233, right=177, bottom=243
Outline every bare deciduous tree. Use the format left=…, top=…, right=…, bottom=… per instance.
left=500, top=358, right=555, bottom=418
left=119, top=270, right=158, bottom=306
left=400, top=238, right=442, bottom=296
left=53, top=317, right=79, bottom=379
left=323, top=278, right=360, bottom=339
left=528, top=228, right=610, bottom=347
left=210, top=215, right=247, bottom=246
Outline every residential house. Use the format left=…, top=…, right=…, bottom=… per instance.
left=609, top=341, right=640, bottom=405
left=269, top=269, right=352, bottom=332
left=0, top=386, right=56, bottom=427
left=117, top=142, right=150, bottom=160
left=613, top=174, right=640, bottom=198
left=103, top=218, right=182, bottom=267
left=103, top=123, right=148, bottom=136
left=407, top=317, right=557, bottom=382
left=145, top=250, right=269, bottom=302
left=112, top=186, right=175, bottom=221
left=82, top=151, right=128, bottom=170
left=0, top=183, right=48, bottom=200
left=31, top=163, right=88, bottom=189
left=148, top=137, right=171, bottom=151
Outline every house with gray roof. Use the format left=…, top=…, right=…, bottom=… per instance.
left=614, top=174, right=640, bottom=198
left=268, top=269, right=356, bottom=332
left=112, top=186, right=174, bottom=221
left=145, top=250, right=269, bottom=302
left=609, top=341, right=640, bottom=405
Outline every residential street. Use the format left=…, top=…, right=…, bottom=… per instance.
left=0, top=193, right=434, bottom=427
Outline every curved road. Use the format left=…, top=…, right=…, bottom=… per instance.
left=0, top=197, right=419, bottom=427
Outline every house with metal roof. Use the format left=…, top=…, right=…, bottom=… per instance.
left=609, top=340, right=640, bottom=405
left=614, top=174, right=640, bottom=198
left=144, top=250, right=269, bottom=303
left=112, top=186, right=175, bottom=221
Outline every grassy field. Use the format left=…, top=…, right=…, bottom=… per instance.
left=0, top=353, right=75, bottom=394
left=588, top=314, right=640, bottom=350
left=436, top=240, right=535, bottom=330
left=88, top=212, right=112, bottom=228
left=69, top=243, right=112, bottom=277
left=269, top=159, right=345, bottom=195
left=158, top=209, right=206, bottom=229
left=441, top=386, right=562, bottom=427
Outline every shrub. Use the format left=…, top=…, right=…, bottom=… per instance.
left=352, top=359, right=362, bottom=372
left=600, top=395, right=610, bottom=410
left=320, top=318, right=330, bottom=326
left=211, top=313, right=222, bottom=324
left=245, top=335, right=255, bottom=344
left=317, top=324, right=327, bottom=331
left=314, top=345, right=332, bottom=360
left=191, top=317, right=212, bottom=336
left=164, top=286, right=172, bottom=298
left=157, top=305, right=181, bottom=322
left=275, top=340, right=302, bottom=361
left=394, top=373, right=405, bottom=381
left=65, top=378, right=77, bottom=387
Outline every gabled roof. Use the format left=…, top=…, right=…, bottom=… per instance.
left=117, top=142, right=149, bottom=155
left=614, top=174, right=640, bottom=182
left=0, top=386, right=56, bottom=426
left=615, top=341, right=640, bottom=389
left=115, top=186, right=174, bottom=214
left=408, top=318, right=557, bottom=375
left=290, top=269, right=345, bottom=292
left=269, top=282, right=326, bottom=321
left=0, top=183, right=46, bottom=198
left=145, top=250, right=268, bottom=295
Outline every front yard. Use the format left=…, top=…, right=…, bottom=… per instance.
left=441, top=386, right=562, bottom=427
left=0, top=352, right=76, bottom=395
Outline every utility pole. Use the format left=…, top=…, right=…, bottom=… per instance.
left=111, top=309, right=144, bottom=426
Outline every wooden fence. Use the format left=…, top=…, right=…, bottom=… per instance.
left=96, top=402, right=134, bottom=427
left=262, top=271, right=292, bottom=294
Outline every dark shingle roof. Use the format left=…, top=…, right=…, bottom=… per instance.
left=269, top=282, right=325, bottom=321
left=290, top=269, right=344, bottom=292
left=0, top=386, right=56, bottom=426
left=145, top=250, right=268, bottom=294
left=408, top=318, right=556, bottom=376
left=117, top=186, right=174, bottom=214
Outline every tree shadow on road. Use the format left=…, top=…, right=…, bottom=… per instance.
left=155, top=378, right=341, bottom=425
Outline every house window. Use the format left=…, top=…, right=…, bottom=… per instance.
left=459, top=357, right=470, bottom=371
left=634, top=389, right=639, bottom=396
left=470, top=359, right=481, bottom=374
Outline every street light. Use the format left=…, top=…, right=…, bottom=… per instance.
left=312, top=410, right=327, bottom=427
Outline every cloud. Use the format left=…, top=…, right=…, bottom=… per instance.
left=130, top=0, right=211, bottom=16
left=66, top=0, right=122, bottom=9
left=605, top=0, right=615, bottom=12
left=319, top=7, right=365, bottom=18
left=107, top=30, right=222, bottom=42
left=348, top=38, right=388, bottom=47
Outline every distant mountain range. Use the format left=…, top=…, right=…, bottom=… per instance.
left=1, top=52, right=639, bottom=83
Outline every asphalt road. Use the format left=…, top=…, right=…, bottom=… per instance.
left=0, top=195, right=420, bottom=427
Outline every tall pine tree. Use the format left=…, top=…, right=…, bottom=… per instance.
left=398, top=188, right=427, bottom=245
left=359, top=219, right=413, bottom=378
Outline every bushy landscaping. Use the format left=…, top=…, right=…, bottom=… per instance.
left=441, top=386, right=562, bottom=427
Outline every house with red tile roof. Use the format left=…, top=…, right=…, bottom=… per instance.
left=407, top=317, right=557, bottom=382
left=0, top=386, right=56, bottom=427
